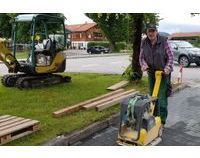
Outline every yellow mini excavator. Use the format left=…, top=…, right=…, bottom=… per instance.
left=0, top=14, right=71, bottom=89
left=117, top=71, right=163, bottom=146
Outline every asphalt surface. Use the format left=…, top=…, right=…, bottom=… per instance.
left=73, top=86, right=200, bottom=146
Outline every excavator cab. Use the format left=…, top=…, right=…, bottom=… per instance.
left=1, top=14, right=71, bottom=89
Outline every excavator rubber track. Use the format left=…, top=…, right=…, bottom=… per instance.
left=1, top=74, right=71, bottom=89
left=1, top=74, right=26, bottom=87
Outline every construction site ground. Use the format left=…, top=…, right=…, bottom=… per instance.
left=73, top=86, right=200, bottom=146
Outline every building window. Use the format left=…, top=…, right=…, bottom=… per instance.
left=94, top=32, right=103, bottom=38
left=72, top=34, right=76, bottom=38
left=88, top=34, right=91, bottom=38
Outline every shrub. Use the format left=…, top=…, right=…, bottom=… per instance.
left=87, top=42, right=109, bottom=48
left=114, top=42, right=127, bottom=52
left=87, top=41, right=131, bottom=53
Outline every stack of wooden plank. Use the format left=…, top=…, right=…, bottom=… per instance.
left=107, top=80, right=129, bottom=91
left=53, top=89, right=139, bottom=118
left=0, top=115, right=40, bottom=145
left=83, top=89, right=138, bottom=111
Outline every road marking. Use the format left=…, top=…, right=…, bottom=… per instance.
left=111, top=61, right=122, bottom=64
left=82, top=64, right=99, bottom=67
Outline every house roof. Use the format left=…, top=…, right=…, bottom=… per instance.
left=66, top=22, right=97, bottom=32
left=169, top=32, right=200, bottom=39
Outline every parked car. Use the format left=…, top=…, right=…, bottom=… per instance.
left=168, top=40, right=200, bottom=67
left=87, top=46, right=112, bottom=54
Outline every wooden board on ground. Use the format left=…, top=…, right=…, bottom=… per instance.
left=96, top=91, right=139, bottom=111
left=0, top=115, right=40, bottom=145
left=83, top=89, right=136, bottom=110
left=107, top=81, right=129, bottom=91
left=52, top=89, right=125, bottom=118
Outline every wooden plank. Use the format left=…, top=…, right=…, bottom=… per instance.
left=0, top=116, right=18, bottom=123
left=83, top=89, right=136, bottom=110
left=0, top=117, right=26, bottom=128
left=0, top=115, right=40, bottom=145
left=0, top=134, right=11, bottom=145
left=32, top=123, right=40, bottom=132
left=53, top=104, right=84, bottom=118
left=0, top=115, right=10, bottom=119
left=0, top=119, right=32, bottom=132
left=0, top=120, right=39, bottom=137
left=0, top=115, right=13, bottom=120
left=96, top=91, right=139, bottom=111
left=0, top=123, right=40, bottom=145
left=7, top=131, right=33, bottom=144
left=107, top=81, right=129, bottom=91
left=52, top=89, right=125, bottom=118
left=83, top=90, right=135, bottom=110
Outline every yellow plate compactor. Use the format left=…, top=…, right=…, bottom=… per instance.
left=117, top=71, right=163, bottom=146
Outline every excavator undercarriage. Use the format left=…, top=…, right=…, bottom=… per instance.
left=1, top=73, right=71, bottom=89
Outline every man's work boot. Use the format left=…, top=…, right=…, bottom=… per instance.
left=158, top=124, right=165, bottom=137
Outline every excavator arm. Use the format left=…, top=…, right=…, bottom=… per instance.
left=0, top=41, right=18, bottom=73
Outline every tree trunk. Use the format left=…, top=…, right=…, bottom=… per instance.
left=109, top=40, right=115, bottom=51
left=131, top=13, right=143, bottom=80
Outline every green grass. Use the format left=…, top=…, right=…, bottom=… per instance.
left=0, top=73, right=148, bottom=146
left=16, top=52, right=28, bottom=59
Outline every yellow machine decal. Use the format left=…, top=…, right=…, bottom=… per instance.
left=35, top=52, right=65, bottom=73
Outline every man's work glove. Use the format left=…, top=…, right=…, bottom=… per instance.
left=164, top=68, right=171, bottom=75
left=141, top=65, right=149, bottom=71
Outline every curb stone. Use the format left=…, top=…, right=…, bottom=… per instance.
left=43, top=83, right=188, bottom=146
left=43, top=113, right=120, bottom=146
left=172, top=83, right=189, bottom=94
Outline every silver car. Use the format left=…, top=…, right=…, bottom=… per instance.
left=169, top=40, right=200, bottom=67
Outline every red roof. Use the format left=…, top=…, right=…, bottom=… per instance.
left=169, top=32, right=200, bottom=38
left=66, top=22, right=97, bottom=32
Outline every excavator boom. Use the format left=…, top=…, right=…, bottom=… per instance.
left=0, top=42, right=18, bottom=73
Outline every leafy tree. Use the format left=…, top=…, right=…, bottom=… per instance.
left=85, top=13, right=129, bottom=51
left=86, top=13, right=160, bottom=80
left=0, top=14, right=12, bottom=38
left=0, top=13, right=64, bottom=41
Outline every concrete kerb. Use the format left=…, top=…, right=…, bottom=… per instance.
left=43, top=113, right=120, bottom=146
left=172, top=83, right=189, bottom=94
left=43, top=83, right=188, bottom=146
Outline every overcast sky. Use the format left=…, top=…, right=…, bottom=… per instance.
left=64, top=13, right=200, bottom=34
left=64, top=13, right=92, bottom=25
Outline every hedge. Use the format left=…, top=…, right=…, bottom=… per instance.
left=87, top=41, right=129, bottom=53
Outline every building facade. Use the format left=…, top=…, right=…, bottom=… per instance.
left=66, top=22, right=107, bottom=49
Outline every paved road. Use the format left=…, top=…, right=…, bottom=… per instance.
left=1, top=54, right=200, bottom=84
left=66, top=55, right=129, bottom=75
left=74, top=86, right=200, bottom=146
